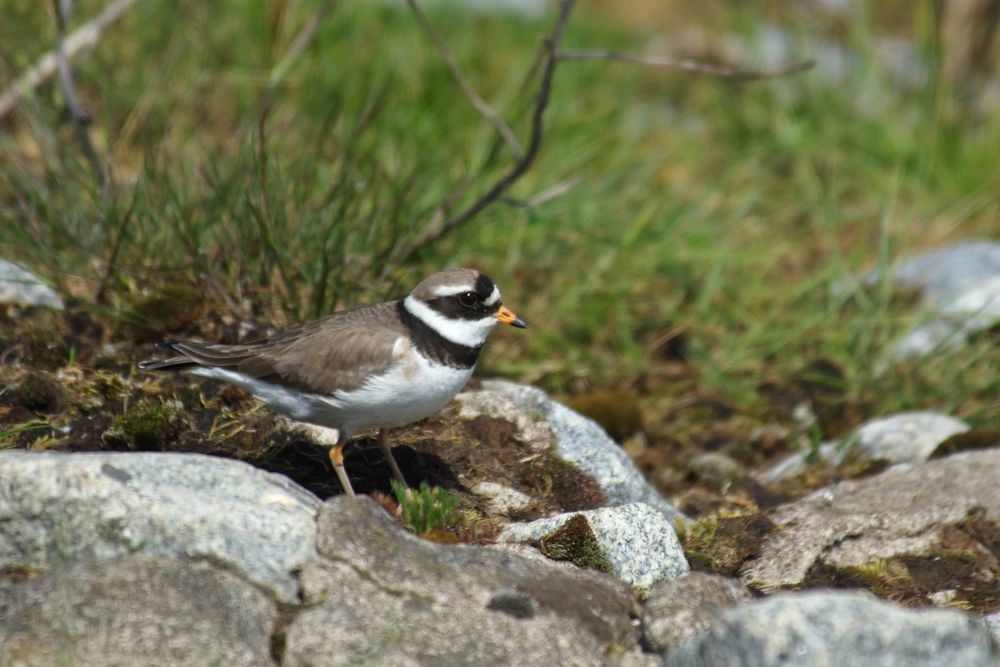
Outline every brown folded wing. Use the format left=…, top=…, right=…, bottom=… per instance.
left=139, top=301, right=406, bottom=394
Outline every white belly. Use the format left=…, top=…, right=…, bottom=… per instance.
left=190, top=348, right=474, bottom=438
left=327, top=351, right=474, bottom=434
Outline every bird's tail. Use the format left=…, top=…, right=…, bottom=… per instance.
left=138, top=340, right=257, bottom=372
left=137, top=341, right=199, bottom=371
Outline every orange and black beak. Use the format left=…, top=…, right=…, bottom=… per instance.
left=494, top=306, right=527, bottom=329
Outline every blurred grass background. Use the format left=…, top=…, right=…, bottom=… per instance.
left=1, top=0, right=998, bottom=443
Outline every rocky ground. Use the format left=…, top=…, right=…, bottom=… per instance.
left=2, top=241, right=1000, bottom=666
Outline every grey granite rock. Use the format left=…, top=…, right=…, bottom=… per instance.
left=472, top=480, right=537, bottom=516
left=984, top=611, right=1000, bottom=644
left=894, top=275, right=1000, bottom=356
left=455, top=389, right=554, bottom=451
left=761, top=411, right=969, bottom=481
left=0, top=556, right=277, bottom=667
left=745, top=449, right=1000, bottom=590
left=641, top=572, right=753, bottom=653
left=862, top=240, right=1000, bottom=357
left=664, top=590, right=999, bottom=667
left=687, top=452, right=744, bottom=489
left=850, top=411, right=969, bottom=462
left=480, top=380, right=684, bottom=524
left=497, top=503, right=689, bottom=589
left=0, top=451, right=320, bottom=603
left=876, top=240, right=1000, bottom=305
left=0, top=260, right=63, bottom=309
left=285, top=496, right=640, bottom=666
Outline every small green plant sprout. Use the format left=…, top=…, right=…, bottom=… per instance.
left=391, top=480, right=458, bottom=535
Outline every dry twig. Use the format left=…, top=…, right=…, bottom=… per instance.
left=392, top=2, right=813, bottom=266
left=0, top=0, right=141, bottom=119
left=558, top=49, right=815, bottom=81
left=406, top=0, right=523, bottom=160
left=52, top=0, right=107, bottom=189
left=395, top=0, right=576, bottom=265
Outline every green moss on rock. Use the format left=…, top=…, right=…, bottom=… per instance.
left=682, top=510, right=774, bottom=576
left=538, top=514, right=613, bottom=574
left=102, top=400, right=190, bottom=451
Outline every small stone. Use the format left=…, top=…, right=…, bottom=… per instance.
left=0, top=260, right=63, bottom=309
left=876, top=240, right=1000, bottom=305
left=498, top=503, right=689, bottom=589
left=852, top=411, right=969, bottom=464
left=760, top=411, right=969, bottom=482
left=867, top=240, right=1000, bottom=357
left=687, top=452, right=744, bottom=489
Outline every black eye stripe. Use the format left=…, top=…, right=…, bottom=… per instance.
left=474, top=273, right=495, bottom=299
left=426, top=293, right=500, bottom=320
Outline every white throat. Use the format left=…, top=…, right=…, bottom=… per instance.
left=403, top=295, right=497, bottom=347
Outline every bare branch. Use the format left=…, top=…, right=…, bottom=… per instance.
left=558, top=49, right=814, bottom=82
left=406, top=0, right=523, bottom=160
left=397, top=0, right=576, bottom=263
left=0, top=0, right=141, bottom=119
left=52, top=0, right=107, bottom=189
left=500, top=175, right=580, bottom=209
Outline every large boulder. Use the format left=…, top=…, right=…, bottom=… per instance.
left=744, top=449, right=1000, bottom=607
left=641, top=572, right=753, bottom=653
left=664, top=590, right=999, bottom=667
left=0, top=556, right=277, bottom=667
left=0, top=451, right=320, bottom=603
left=480, top=380, right=685, bottom=524
left=284, top=496, right=641, bottom=666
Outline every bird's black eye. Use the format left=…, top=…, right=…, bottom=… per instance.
left=458, top=291, right=478, bottom=307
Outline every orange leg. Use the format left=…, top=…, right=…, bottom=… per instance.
left=328, top=440, right=356, bottom=498
left=377, top=427, right=408, bottom=488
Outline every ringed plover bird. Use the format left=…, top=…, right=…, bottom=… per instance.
left=138, top=268, right=526, bottom=497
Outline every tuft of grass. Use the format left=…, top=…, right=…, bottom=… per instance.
left=391, top=480, right=459, bottom=536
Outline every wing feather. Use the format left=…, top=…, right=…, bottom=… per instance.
left=138, top=301, right=407, bottom=393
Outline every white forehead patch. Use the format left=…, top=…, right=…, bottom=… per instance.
left=431, top=283, right=501, bottom=306
left=432, top=284, right=473, bottom=297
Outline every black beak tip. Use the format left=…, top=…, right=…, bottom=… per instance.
left=512, top=317, right=528, bottom=329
